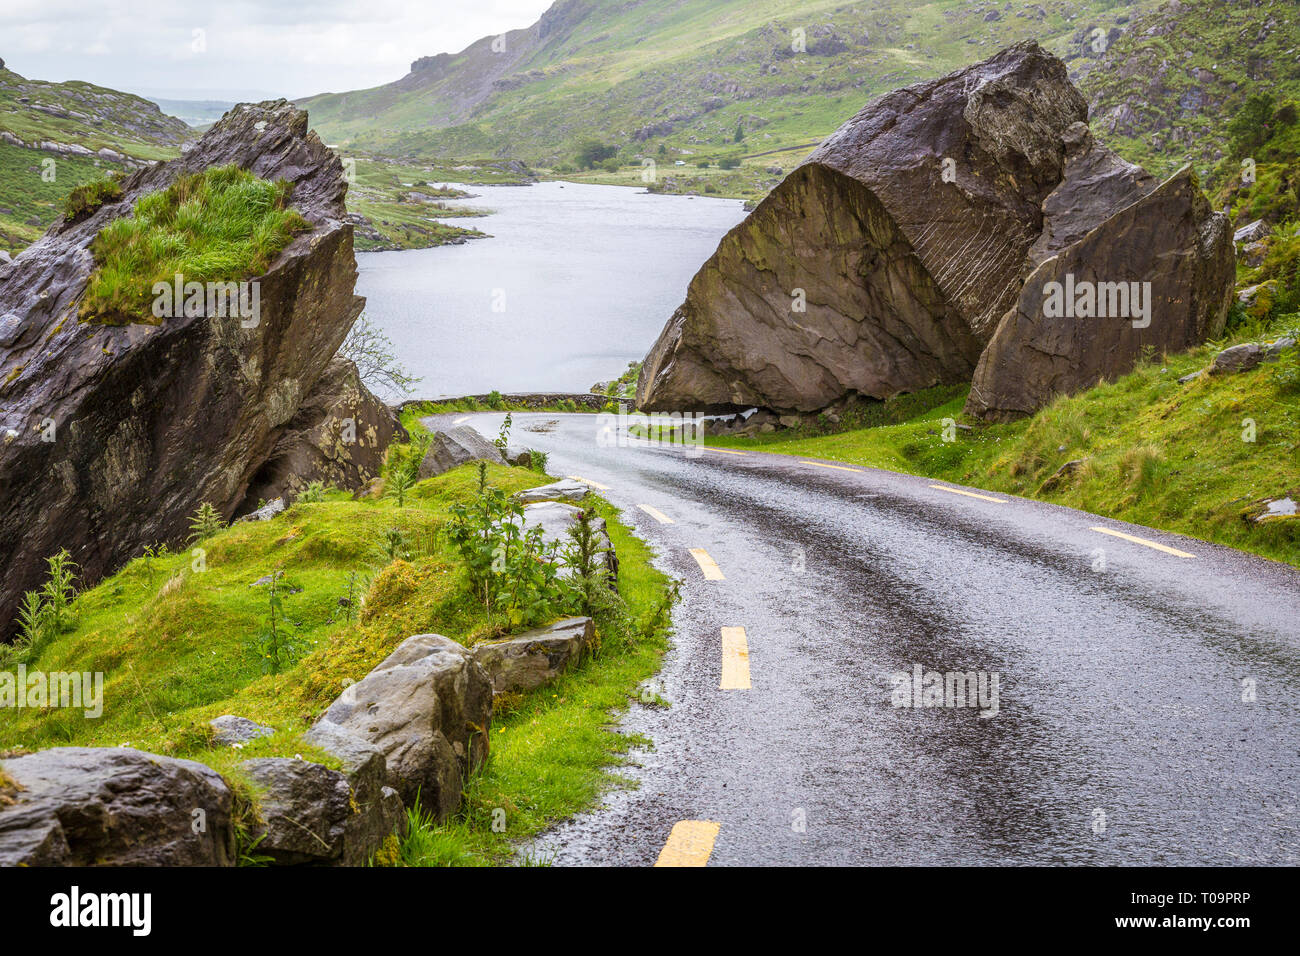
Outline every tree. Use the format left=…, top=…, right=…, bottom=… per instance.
left=1228, top=93, right=1277, bottom=157
left=733, top=122, right=745, bottom=143
left=340, top=312, right=421, bottom=396
left=575, top=140, right=618, bottom=169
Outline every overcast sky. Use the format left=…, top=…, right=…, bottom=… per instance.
left=0, top=0, right=555, bottom=101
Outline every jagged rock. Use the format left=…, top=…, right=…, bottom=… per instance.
left=1234, top=219, right=1268, bottom=243
left=637, top=43, right=1233, bottom=426
left=417, top=425, right=505, bottom=479
left=237, top=497, right=287, bottom=523
left=471, top=616, right=594, bottom=695
left=512, top=478, right=589, bottom=504
left=0, top=747, right=235, bottom=866
left=241, top=356, right=406, bottom=507
left=301, top=720, right=407, bottom=862
left=0, top=101, right=372, bottom=639
left=1038, top=457, right=1089, bottom=492
left=1208, top=337, right=1296, bottom=376
left=315, top=634, right=492, bottom=820
left=241, top=758, right=354, bottom=865
left=639, top=42, right=1089, bottom=414
left=518, top=501, right=619, bottom=582
left=210, top=715, right=274, bottom=747
left=965, top=167, right=1234, bottom=421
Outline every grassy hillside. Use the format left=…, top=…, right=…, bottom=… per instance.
left=0, top=63, right=192, bottom=252
left=0, top=458, right=676, bottom=865
left=712, top=313, right=1300, bottom=570
left=300, top=0, right=1165, bottom=171
left=1081, top=0, right=1300, bottom=180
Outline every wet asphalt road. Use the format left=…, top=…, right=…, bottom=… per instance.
left=429, top=412, right=1300, bottom=866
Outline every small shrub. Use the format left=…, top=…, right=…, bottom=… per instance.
left=528, top=449, right=549, bottom=472
left=187, top=502, right=225, bottom=544
left=64, top=176, right=123, bottom=222
left=296, top=481, right=326, bottom=504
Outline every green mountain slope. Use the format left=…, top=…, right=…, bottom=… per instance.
left=299, top=0, right=1166, bottom=167
left=1081, top=0, right=1300, bottom=179
left=0, top=60, right=192, bottom=251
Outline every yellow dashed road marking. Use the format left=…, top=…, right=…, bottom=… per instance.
left=706, top=447, right=748, bottom=456
left=566, top=475, right=610, bottom=490
left=654, top=820, right=722, bottom=867
left=801, top=460, right=864, bottom=473
left=453, top=416, right=470, bottom=424
left=929, top=484, right=1006, bottom=504
left=637, top=504, right=674, bottom=524
left=689, top=548, right=725, bottom=580
left=1091, top=526, right=1197, bottom=558
left=720, top=626, right=751, bottom=690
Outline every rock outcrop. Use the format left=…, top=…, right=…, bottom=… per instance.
left=0, top=100, right=387, bottom=638
left=636, top=42, right=1234, bottom=424
left=417, top=425, right=505, bottom=478
left=314, top=634, right=492, bottom=820
left=0, top=747, right=235, bottom=866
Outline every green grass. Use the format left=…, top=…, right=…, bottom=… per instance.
left=713, top=318, right=1300, bottom=569
left=0, top=142, right=129, bottom=251
left=79, top=164, right=311, bottom=324
left=63, top=175, right=123, bottom=221
left=0, top=454, right=676, bottom=866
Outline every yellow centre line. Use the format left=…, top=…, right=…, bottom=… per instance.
left=654, top=820, right=722, bottom=867
left=929, top=484, right=1007, bottom=504
left=637, top=504, right=674, bottom=524
left=720, top=626, right=751, bottom=689
left=1090, top=526, right=1197, bottom=558
left=453, top=416, right=470, bottom=424
left=706, top=447, right=748, bottom=456
left=689, top=548, right=725, bottom=580
left=801, top=460, right=864, bottom=473
left=566, top=475, right=611, bottom=490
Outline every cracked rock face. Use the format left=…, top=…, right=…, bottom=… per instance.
left=0, top=100, right=368, bottom=638
left=637, top=42, right=1233, bottom=423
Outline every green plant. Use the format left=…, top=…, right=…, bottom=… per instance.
left=63, top=176, right=123, bottom=222
left=297, top=481, right=326, bottom=504
left=385, top=463, right=416, bottom=507
left=187, top=502, right=226, bottom=544
left=377, top=526, right=412, bottom=563
left=40, top=549, right=78, bottom=636
left=528, top=449, right=549, bottom=472
left=248, top=571, right=299, bottom=675
left=486, top=389, right=505, bottom=410
left=495, top=412, right=512, bottom=453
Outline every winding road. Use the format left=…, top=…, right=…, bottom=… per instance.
left=428, top=411, right=1300, bottom=867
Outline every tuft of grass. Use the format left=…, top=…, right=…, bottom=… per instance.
left=79, top=164, right=311, bottom=325
left=63, top=176, right=123, bottom=222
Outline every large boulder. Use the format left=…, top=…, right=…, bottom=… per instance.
left=638, top=42, right=1088, bottom=414
left=966, top=167, right=1234, bottom=420
left=636, top=42, right=1234, bottom=424
left=0, top=747, right=235, bottom=866
left=314, top=634, right=492, bottom=820
left=417, top=425, right=505, bottom=479
left=472, top=616, right=594, bottom=695
left=0, top=100, right=371, bottom=639
left=241, top=355, right=406, bottom=509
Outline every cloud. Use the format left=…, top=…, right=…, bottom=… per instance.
left=0, top=0, right=554, bottom=99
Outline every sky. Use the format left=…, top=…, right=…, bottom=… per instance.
left=0, top=0, right=555, bottom=101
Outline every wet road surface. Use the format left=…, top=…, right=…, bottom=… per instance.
left=428, top=412, right=1300, bottom=866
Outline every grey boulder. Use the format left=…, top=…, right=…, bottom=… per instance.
left=418, top=425, right=505, bottom=479
left=518, top=501, right=618, bottom=582
left=471, top=616, right=594, bottom=695
left=210, top=714, right=274, bottom=747
left=315, top=634, right=492, bottom=820
left=512, top=478, right=589, bottom=504
left=0, top=747, right=235, bottom=866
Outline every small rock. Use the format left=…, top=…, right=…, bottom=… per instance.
left=237, top=497, right=286, bottom=522
left=210, top=715, right=274, bottom=747
left=418, top=425, right=505, bottom=479
left=471, top=617, right=594, bottom=694
left=513, top=478, right=589, bottom=504
left=1233, top=219, right=1268, bottom=243
left=1210, top=342, right=1267, bottom=375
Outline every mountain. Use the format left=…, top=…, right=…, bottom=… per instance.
left=299, top=0, right=1170, bottom=166
left=0, top=60, right=193, bottom=250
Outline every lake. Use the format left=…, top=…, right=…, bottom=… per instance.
left=356, top=180, right=748, bottom=400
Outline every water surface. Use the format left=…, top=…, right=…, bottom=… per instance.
left=356, top=180, right=748, bottom=399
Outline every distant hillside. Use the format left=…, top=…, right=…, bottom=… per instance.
left=299, top=0, right=1165, bottom=167
left=1081, top=0, right=1300, bottom=179
left=0, top=59, right=193, bottom=252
